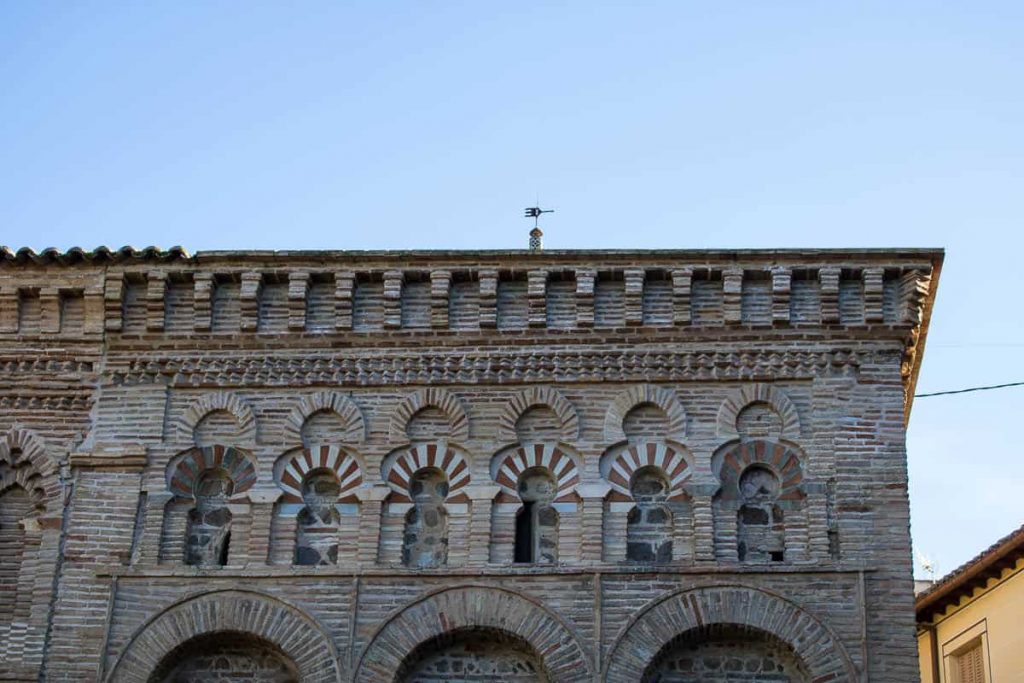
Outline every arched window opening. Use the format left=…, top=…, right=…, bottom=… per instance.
left=395, top=628, right=550, bottom=683
left=0, top=484, right=32, bottom=625
left=148, top=631, right=299, bottom=683
left=402, top=468, right=449, bottom=568
left=185, top=469, right=233, bottom=567
left=295, top=469, right=341, bottom=566
left=626, top=466, right=673, bottom=563
left=736, top=465, right=785, bottom=563
left=514, top=468, right=558, bottom=564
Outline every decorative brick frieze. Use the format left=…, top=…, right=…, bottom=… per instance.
left=819, top=266, right=841, bottom=324
left=287, top=271, right=310, bottom=331
left=429, top=269, right=450, bottom=329
left=334, top=270, right=355, bottom=330
left=671, top=267, right=692, bottom=325
left=192, top=272, right=213, bottom=332
left=383, top=270, right=403, bottom=329
left=623, top=267, right=644, bottom=325
left=771, top=266, right=791, bottom=325
left=239, top=271, right=261, bottom=332
left=575, top=267, right=595, bottom=328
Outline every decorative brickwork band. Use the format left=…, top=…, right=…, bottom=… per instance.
left=167, top=445, right=257, bottom=499
left=381, top=442, right=471, bottom=503
left=603, top=441, right=692, bottom=502
left=275, top=445, right=363, bottom=503
left=354, top=585, right=592, bottom=683
left=389, top=387, right=470, bottom=443
left=496, top=386, right=580, bottom=443
left=716, top=383, right=801, bottom=440
left=603, top=585, right=857, bottom=683
left=105, top=589, right=342, bottom=683
left=604, top=384, right=687, bottom=443
left=283, top=391, right=367, bottom=445
left=493, top=443, right=580, bottom=502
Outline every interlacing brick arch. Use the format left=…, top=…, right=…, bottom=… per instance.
left=0, top=427, right=57, bottom=510
left=354, top=585, right=593, bottom=683
left=389, top=387, right=469, bottom=442
left=604, top=441, right=692, bottom=503
left=603, top=585, right=857, bottom=683
left=105, top=589, right=342, bottom=683
left=382, top=442, right=471, bottom=503
left=283, top=390, right=367, bottom=445
left=604, top=384, right=687, bottom=443
left=167, top=445, right=258, bottom=499
left=493, top=443, right=580, bottom=502
left=496, top=386, right=580, bottom=443
left=275, top=445, right=363, bottom=503
left=716, top=383, right=801, bottom=440
left=176, top=391, right=257, bottom=445
left=714, top=440, right=805, bottom=502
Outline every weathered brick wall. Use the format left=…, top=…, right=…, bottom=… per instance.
left=0, top=247, right=941, bottom=682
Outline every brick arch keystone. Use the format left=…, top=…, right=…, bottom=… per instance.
left=354, top=585, right=592, bottom=683
left=497, top=386, right=580, bottom=443
left=177, top=391, right=257, bottom=444
left=0, top=427, right=59, bottom=506
left=716, top=383, right=801, bottom=440
left=604, top=384, right=687, bottom=443
left=603, top=584, right=857, bottom=683
left=284, top=390, right=367, bottom=445
left=105, top=589, right=342, bottom=683
left=389, top=387, right=470, bottom=443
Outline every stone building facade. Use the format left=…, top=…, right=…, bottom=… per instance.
left=0, top=245, right=942, bottom=682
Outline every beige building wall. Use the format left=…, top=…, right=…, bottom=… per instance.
left=918, top=557, right=1024, bottom=683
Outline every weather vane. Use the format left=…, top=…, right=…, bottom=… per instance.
left=524, top=206, right=554, bottom=251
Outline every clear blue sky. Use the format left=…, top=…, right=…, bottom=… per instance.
left=2, top=2, right=1021, bottom=579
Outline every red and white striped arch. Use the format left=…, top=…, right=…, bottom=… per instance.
left=716, top=440, right=804, bottom=502
left=278, top=445, right=363, bottom=504
left=494, top=443, right=580, bottom=502
left=605, top=442, right=691, bottom=502
left=383, top=442, right=471, bottom=503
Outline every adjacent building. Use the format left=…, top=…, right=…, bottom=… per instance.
left=0, top=245, right=941, bottom=682
left=917, top=524, right=1024, bottom=683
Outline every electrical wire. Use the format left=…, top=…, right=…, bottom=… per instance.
left=914, top=381, right=1024, bottom=398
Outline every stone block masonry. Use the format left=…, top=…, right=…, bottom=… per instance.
left=0, top=245, right=942, bottom=682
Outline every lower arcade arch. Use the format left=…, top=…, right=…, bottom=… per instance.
left=106, top=590, right=341, bottom=683
left=354, top=586, right=592, bottom=683
left=148, top=631, right=299, bottom=683
left=603, top=586, right=857, bottom=683
left=641, top=624, right=810, bottom=683
left=395, top=627, right=550, bottom=683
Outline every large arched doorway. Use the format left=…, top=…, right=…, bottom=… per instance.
left=396, top=628, right=549, bottom=683
left=641, top=624, right=810, bottom=683
left=148, top=632, right=299, bottom=683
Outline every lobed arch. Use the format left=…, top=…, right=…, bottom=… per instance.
left=284, top=390, right=366, bottom=445
left=497, top=386, right=580, bottom=443
left=713, top=439, right=806, bottom=502
left=389, top=387, right=470, bottom=443
left=0, top=426, right=58, bottom=505
left=176, top=391, right=256, bottom=445
left=382, top=442, right=471, bottom=503
left=600, top=441, right=692, bottom=503
left=353, top=585, right=592, bottom=683
left=492, top=442, right=580, bottom=502
left=603, top=584, right=857, bottom=683
left=716, top=383, right=801, bottom=440
left=166, top=445, right=258, bottom=499
left=604, top=384, right=687, bottom=443
left=274, top=445, right=364, bottom=504
left=105, top=589, right=342, bottom=683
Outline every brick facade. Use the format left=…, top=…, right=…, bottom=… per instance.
left=0, top=246, right=942, bottom=682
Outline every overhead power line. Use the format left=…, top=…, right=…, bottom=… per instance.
left=914, top=381, right=1024, bottom=398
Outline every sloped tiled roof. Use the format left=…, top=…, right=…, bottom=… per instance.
left=916, top=523, right=1024, bottom=622
left=0, top=245, right=189, bottom=265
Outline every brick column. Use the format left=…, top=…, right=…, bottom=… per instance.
left=575, top=268, right=595, bottom=329
left=722, top=268, right=743, bottom=325
left=430, top=270, right=451, bottom=329
left=478, top=269, right=498, bottom=328
left=83, top=284, right=105, bottom=334
left=288, top=272, right=310, bottom=331
left=334, top=270, right=354, bottom=330
left=671, top=268, right=692, bottom=326
left=527, top=269, right=547, bottom=328
left=577, top=484, right=610, bottom=563
left=464, top=485, right=500, bottom=566
left=863, top=267, right=884, bottom=323
left=240, top=271, right=262, bottom=332
left=354, top=485, right=390, bottom=566
left=0, top=286, right=18, bottom=333
left=135, top=491, right=175, bottom=566
left=624, top=268, right=644, bottom=325
left=820, top=266, right=840, bottom=324
left=145, top=271, right=167, bottom=332
left=246, top=490, right=280, bottom=566
left=771, top=266, right=791, bottom=325
left=193, top=272, right=213, bottom=332
left=383, top=270, right=403, bottom=329
left=687, top=482, right=717, bottom=562
left=39, top=287, right=60, bottom=334
left=104, top=274, right=125, bottom=332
